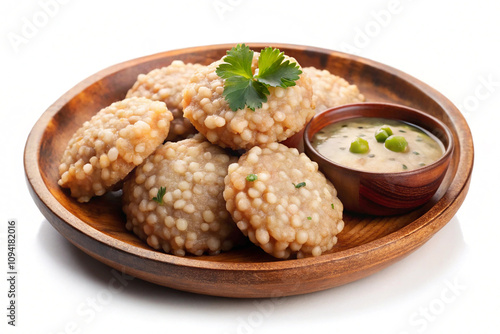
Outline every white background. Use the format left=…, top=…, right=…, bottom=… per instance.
left=1, top=0, right=499, bottom=333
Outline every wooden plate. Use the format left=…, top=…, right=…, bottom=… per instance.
left=24, top=44, right=474, bottom=298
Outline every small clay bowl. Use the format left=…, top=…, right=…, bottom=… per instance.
left=304, top=103, right=454, bottom=216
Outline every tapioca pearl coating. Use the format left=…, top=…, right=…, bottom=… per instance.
left=58, top=97, right=173, bottom=202
left=122, top=135, right=245, bottom=256
left=224, top=143, right=344, bottom=259
left=126, top=60, right=204, bottom=141
left=302, top=66, right=365, bottom=113
left=182, top=53, right=315, bottom=150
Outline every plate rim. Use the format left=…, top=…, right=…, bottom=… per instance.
left=24, top=43, right=474, bottom=292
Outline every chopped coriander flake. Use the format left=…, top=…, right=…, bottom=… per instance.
left=152, top=186, right=166, bottom=205
left=331, top=203, right=335, bottom=209
left=246, top=174, right=258, bottom=182
left=307, top=216, right=312, bottom=220
left=293, top=182, right=306, bottom=188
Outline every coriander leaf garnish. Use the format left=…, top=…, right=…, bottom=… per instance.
left=307, top=216, right=312, bottom=220
left=246, top=174, right=258, bottom=182
left=152, top=186, right=166, bottom=205
left=331, top=203, right=335, bottom=209
left=224, top=76, right=269, bottom=112
left=293, top=182, right=306, bottom=189
left=216, top=44, right=254, bottom=79
left=216, top=44, right=302, bottom=111
left=256, top=47, right=302, bottom=88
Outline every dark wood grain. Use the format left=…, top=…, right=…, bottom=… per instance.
left=24, top=44, right=474, bottom=298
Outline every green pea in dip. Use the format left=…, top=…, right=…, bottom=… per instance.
left=311, top=117, right=444, bottom=173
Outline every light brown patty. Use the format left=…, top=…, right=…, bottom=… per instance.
left=58, top=97, right=172, bottom=202
left=127, top=60, right=203, bottom=141
left=303, top=66, right=365, bottom=113
left=182, top=53, right=315, bottom=150
left=224, top=142, right=344, bottom=259
left=122, top=135, right=245, bottom=256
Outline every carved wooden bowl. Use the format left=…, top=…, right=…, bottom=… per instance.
left=24, top=44, right=474, bottom=298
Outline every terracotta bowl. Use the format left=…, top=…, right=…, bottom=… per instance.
left=304, top=103, right=454, bottom=216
